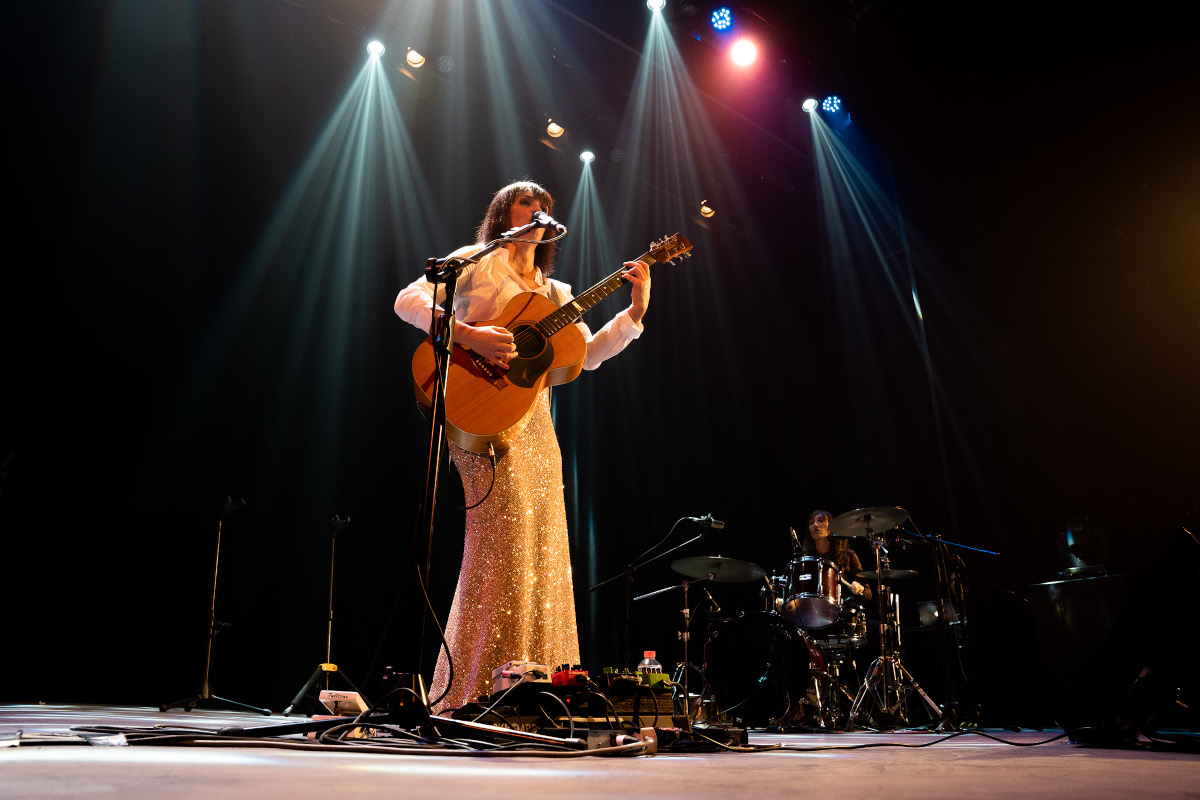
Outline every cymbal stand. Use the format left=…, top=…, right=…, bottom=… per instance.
left=848, top=529, right=941, bottom=730
left=283, top=515, right=367, bottom=716
left=161, top=497, right=271, bottom=715
left=633, top=575, right=709, bottom=732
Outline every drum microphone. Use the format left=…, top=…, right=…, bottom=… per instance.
left=690, top=514, right=726, bottom=530
left=703, top=589, right=722, bottom=614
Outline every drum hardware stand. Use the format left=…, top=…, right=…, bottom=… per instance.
left=632, top=574, right=711, bottom=731
left=161, top=497, right=271, bottom=716
left=815, top=646, right=861, bottom=729
left=283, top=515, right=368, bottom=716
left=904, top=527, right=999, bottom=729
left=848, top=529, right=941, bottom=730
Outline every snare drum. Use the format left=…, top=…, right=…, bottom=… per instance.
left=814, top=595, right=868, bottom=649
left=782, top=556, right=842, bottom=629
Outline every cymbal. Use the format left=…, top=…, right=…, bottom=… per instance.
left=829, top=506, right=909, bottom=537
left=858, top=569, right=919, bottom=581
left=671, top=556, right=767, bottom=583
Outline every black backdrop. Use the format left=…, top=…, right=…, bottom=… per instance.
left=5, top=1, right=1198, bottom=728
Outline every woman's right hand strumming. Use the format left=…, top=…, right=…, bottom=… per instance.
left=457, top=323, right=516, bottom=370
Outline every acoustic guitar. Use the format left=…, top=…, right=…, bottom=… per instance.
left=412, top=233, right=692, bottom=453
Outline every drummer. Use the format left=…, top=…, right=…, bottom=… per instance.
left=799, top=510, right=872, bottom=601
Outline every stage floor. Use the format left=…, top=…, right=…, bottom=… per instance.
left=2, top=704, right=1198, bottom=799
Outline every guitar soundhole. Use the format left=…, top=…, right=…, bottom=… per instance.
left=511, top=325, right=547, bottom=359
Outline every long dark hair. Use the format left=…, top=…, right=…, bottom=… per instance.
left=475, top=180, right=558, bottom=276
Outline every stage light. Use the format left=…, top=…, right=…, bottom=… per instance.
left=730, top=38, right=757, bottom=67
left=700, top=201, right=715, bottom=218
left=711, top=7, right=733, bottom=31
left=802, top=98, right=818, bottom=112
left=580, top=150, right=595, bottom=163
left=406, top=48, right=425, bottom=68
left=819, top=95, right=853, bottom=131
left=546, top=119, right=564, bottom=138
left=646, top=0, right=665, bottom=10
left=367, top=40, right=384, bottom=58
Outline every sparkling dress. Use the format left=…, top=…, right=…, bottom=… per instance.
left=429, top=389, right=580, bottom=712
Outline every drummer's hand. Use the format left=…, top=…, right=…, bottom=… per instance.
left=458, top=323, right=516, bottom=369
left=850, top=581, right=866, bottom=596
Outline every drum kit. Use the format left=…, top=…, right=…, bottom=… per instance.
left=676, top=506, right=943, bottom=731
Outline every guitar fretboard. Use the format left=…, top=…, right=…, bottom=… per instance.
left=531, top=234, right=689, bottom=336
left=537, top=266, right=637, bottom=336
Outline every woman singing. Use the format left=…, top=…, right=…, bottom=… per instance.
left=394, top=181, right=650, bottom=713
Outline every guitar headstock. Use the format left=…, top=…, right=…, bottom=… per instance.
left=646, top=233, right=693, bottom=265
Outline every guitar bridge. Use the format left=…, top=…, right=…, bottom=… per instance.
left=467, top=350, right=509, bottom=389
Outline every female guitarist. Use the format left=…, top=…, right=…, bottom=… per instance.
left=394, top=180, right=651, bottom=714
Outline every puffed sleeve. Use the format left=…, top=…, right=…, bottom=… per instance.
left=393, top=245, right=481, bottom=333
left=550, top=279, right=644, bottom=370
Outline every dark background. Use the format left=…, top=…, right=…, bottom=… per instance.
left=5, top=1, right=1197, bottom=728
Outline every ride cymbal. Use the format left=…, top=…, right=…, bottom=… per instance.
left=671, top=556, right=767, bottom=583
left=829, top=506, right=909, bottom=537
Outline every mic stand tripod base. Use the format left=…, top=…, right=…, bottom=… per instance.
left=161, top=680, right=272, bottom=716
left=282, top=662, right=367, bottom=717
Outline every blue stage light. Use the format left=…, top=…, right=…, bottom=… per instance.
left=711, top=7, right=733, bottom=31
left=822, top=96, right=841, bottom=113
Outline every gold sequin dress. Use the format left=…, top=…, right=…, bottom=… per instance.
left=430, top=388, right=580, bottom=712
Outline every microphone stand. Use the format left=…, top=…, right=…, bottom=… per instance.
left=590, top=528, right=707, bottom=669
left=161, top=497, right=271, bottom=716
left=412, top=219, right=550, bottom=706
left=901, top=529, right=1003, bottom=728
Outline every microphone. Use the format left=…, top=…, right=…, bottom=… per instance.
left=690, top=514, right=726, bottom=530
left=790, top=527, right=801, bottom=551
left=703, top=589, right=722, bottom=614
left=533, top=211, right=567, bottom=234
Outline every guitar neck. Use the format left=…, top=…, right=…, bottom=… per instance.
left=539, top=249, right=656, bottom=336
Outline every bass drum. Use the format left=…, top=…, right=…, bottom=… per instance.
left=704, top=612, right=825, bottom=727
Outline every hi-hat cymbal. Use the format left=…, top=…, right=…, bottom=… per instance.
left=671, top=556, right=767, bottom=583
left=829, top=506, right=909, bottom=537
left=858, top=569, right=919, bottom=581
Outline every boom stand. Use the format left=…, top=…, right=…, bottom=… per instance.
left=848, top=530, right=941, bottom=730
left=161, top=497, right=271, bottom=715
left=411, top=219, right=548, bottom=707
left=283, top=515, right=367, bottom=716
